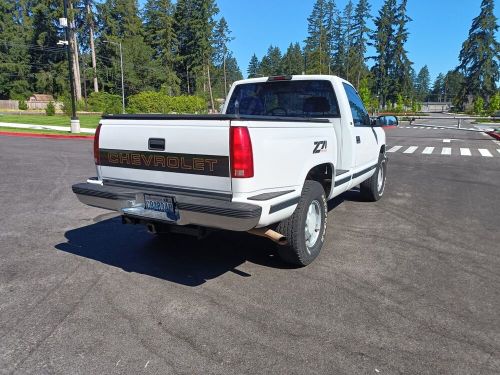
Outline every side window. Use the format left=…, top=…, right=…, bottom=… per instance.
left=343, top=83, right=370, bottom=127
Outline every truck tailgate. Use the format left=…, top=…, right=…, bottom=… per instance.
left=97, top=119, right=231, bottom=196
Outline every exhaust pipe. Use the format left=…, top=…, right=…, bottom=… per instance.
left=146, top=223, right=157, bottom=234
left=247, top=228, right=288, bottom=246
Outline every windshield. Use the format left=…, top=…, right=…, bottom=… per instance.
left=226, top=80, right=340, bottom=118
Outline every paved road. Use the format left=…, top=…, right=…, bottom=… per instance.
left=0, top=129, right=499, bottom=374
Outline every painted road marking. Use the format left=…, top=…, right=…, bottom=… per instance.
left=403, top=146, right=418, bottom=154
left=388, top=146, right=403, bottom=152
left=497, top=149, right=500, bottom=154
left=422, top=147, right=434, bottom=154
left=478, top=149, right=493, bottom=157
left=441, top=147, right=452, bottom=155
left=443, top=139, right=451, bottom=143
left=460, top=148, right=471, bottom=156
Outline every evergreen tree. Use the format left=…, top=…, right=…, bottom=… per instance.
left=391, top=0, right=413, bottom=102
left=414, top=65, right=430, bottom=102
left=350, top=0, right=371, bottom=88
left=304, top=0, right=330, bottom=74
left=457, top=0, right=500, bottom=105
left=443, top=70, right=465, bottom=104
left=282, top=43, right=304, bottom=75
left=247, top=54, right=260, bottom=78
left=260, top=45, right=283, bottom=76
left=370, top=0, right=397, bottom=108
left=330, top=10, right=345, bottom=77
left=97, top=0, right=160, bottom=95
left=143, top=0, right=179, bottom=94
left=430, top=73, right=445, bottom=102
left=212, top=17, right=233, bottom=97
left=0, top=0, right=32, bottom=99
left=173, top=0, right=219, bottom=105
left=342, top=0, right=354, bottom=81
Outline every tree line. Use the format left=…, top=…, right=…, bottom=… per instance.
left=0, top=0, right=498, bottom=114
left=247, top=0, right=499, bottom=113
left=0, top=0, right=243, bottom=111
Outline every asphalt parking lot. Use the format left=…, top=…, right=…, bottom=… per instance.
left=0, top=128, right=499, bottom=374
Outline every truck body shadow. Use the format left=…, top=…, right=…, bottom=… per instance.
left=56, top=217, right=290, bottom=287
left=56, top=190, right=361, bottom=286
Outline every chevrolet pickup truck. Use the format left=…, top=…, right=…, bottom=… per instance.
left=73, top=75, right=392, bottom=266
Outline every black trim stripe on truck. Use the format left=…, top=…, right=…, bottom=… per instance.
left=98, top=149, right=230, bottom=177
left=269, top=197, right=300, bottom=214
left=334, top=164, right=378, bottom=187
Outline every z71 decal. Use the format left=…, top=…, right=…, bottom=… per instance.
left=313, top=141, right=327, bottom=154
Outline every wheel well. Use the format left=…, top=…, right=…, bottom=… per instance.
left=305, top=163, right=333, bottom=197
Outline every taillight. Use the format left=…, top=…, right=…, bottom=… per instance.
left=230, top=126, right=254, bottom=178
left=94, top=123, right=102, bottom=164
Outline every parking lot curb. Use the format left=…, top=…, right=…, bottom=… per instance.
left=0, top=131, right=94, bottom=140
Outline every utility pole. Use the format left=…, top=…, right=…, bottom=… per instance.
left=86, top=0, right=98, bottom=92
left=104, top=40, right=125, bottom=113
left=62, top=0, right=80, bottom=133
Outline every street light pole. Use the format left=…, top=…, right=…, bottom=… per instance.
left=62, top=0, right=80, bottom=132
left=104, top=40, right=125, bottom=114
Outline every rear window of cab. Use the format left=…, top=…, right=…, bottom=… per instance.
left=226, top=80, right=340, bottom=118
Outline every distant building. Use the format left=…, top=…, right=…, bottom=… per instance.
left=421, top=102, right=452, bottom=113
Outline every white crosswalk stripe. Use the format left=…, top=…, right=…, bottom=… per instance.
left=386, top=145, right=498, bottom=157
left=478, top=149, right=493, bottom=157
left=460, top=148, right=471, bottom=156
left=388, top=146, right=403, bottom=152
left=403, top=146, right=418, bottom=154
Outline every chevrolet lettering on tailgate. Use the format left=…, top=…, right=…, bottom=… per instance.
left=99, top=149, right=230, bottom=177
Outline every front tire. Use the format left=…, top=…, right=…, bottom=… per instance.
left=276, top=180, right=328, bottom=266
left=360, top=155, right=387, bottom=201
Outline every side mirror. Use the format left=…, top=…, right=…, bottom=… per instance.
left=374, top=115, right=398, bottom=127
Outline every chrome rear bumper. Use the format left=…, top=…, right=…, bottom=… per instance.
left=72, top=182, right=261, bottom=231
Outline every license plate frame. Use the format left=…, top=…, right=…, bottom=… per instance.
left=144, top=194, right=179, bottom=221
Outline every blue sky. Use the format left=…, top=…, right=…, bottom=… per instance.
left=213, top=0, right=499, bottom=81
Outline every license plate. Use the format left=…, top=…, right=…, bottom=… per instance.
left=144, top=194, right=179, bottom=221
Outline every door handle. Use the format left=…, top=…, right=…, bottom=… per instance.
left=148, top=138, right=165, bottom=151
left=356, top=136, right=361, bottom=144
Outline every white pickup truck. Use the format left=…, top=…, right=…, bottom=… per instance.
left=73, top=75, right=393, bottom=266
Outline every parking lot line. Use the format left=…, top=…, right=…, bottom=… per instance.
left=422, top=147, right=434, bottom=154
left=460, top=148, right=471, bottom=156
left=403, top=146, right=418, bottom=154
left=443, top=139, right=451, bottom=143
left=388, top=146, right=402, bottom=152
left=478, top=149, right=493, bottom=157
left=441, top=147, right=452, bottom=155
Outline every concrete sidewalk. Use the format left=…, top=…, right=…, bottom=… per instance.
left=0, top=122, right=96, bottom=134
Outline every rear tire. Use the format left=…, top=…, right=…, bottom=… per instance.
left=276, top=180, right=328, bottom=266
left=360, top=155, right=387, bottom=202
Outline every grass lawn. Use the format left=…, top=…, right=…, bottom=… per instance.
left=0, top=126, right=93, bottom=136
left=0, top=114, right=101, bottom=128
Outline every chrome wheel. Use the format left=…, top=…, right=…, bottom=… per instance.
left=304, top=200, right=321, bottom=250
left=377, top=162, right=385, bottom=193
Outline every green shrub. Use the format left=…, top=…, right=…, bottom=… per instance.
left=62, top=96, right=85, bottom=116
left=127, top=92, right=207, bottom=114
left=18, top=100, right=28, bottom=110
left=45, top=101, right=55, bottom=116
left=488, top=92, right=500, bottom=116
left=87, top=92, right=122, bottom=114
left=473, top=97, right=485, bottom=116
